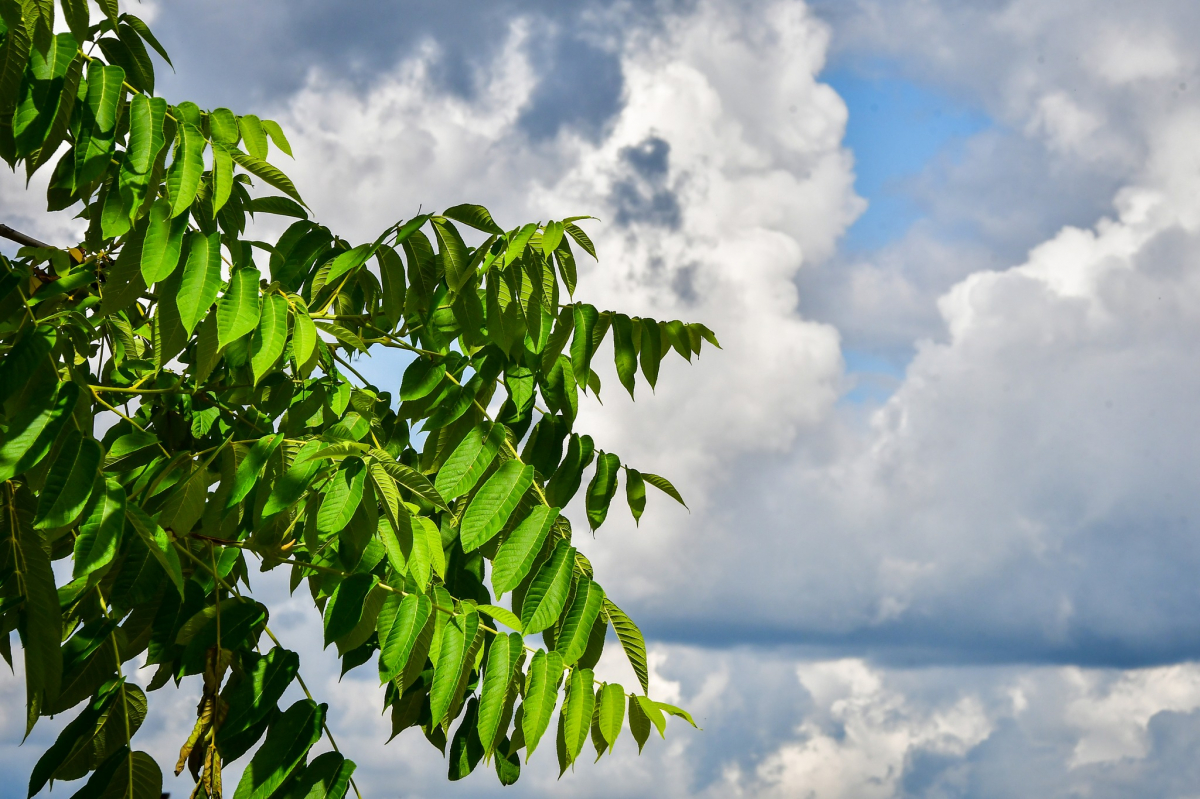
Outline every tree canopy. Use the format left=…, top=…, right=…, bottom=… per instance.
left=0, top=1, right=715, bottom=796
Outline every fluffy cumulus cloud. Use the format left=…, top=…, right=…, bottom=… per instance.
left=9, top=0, right=1200, bottom=796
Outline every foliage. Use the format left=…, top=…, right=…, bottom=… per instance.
left=0, top=1, right=713, bottom=796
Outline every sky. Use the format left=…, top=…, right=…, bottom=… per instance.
left=6, top=0, right=1200, bottom=796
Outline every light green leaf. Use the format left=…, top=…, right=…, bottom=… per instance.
left=554, top=578, right=604, bottom=666
left=176, top=231, right=222, bottom=336
left=231, top=148, right=306, bottom=207
left=434, top=422, right=505, bottom=500
left=505, top=222, right=538, bottom=266
left=564, top=222, right=597, bottom=260
left=239, top=113, right=268, bottom=159
left=209, top=107, right=240, bottom=144
left=476, top=604, right=523, bottom=633
left=491, top=506, right=558, bottom=597
left=377, top=592, right=432, bottom=684
left=559, top=667, right=595, bottom=771
left=477, top=631, right=522, bottom=757
left=166, top=121, right=205, bottom=217
left=325, top=243, right=373, bottom=286
left=250, top=292, right=288, bottom=385
left=596, top=683, right=625, bottom=755
left=432, top=217, right=470, bottom=293
left=571, top=304, right=599, bottom=389
left=291, top=304, right=317, bottom=367
left=430, top=607, right=479, bottom=726
left=225, top=433, right=284, bottom=511
left=521, top=649, right=563, bottom=759
left=459, top=460, right=533, bottom=553
left=540, top=221, right=564, bottom=256
left=34, top=429, right=101, bottom=530
left=212, top=142, right=234, bottom=213
left=217, top=266, right=262, bottom=349
left=604, top=599, right=649, bottom=694
left=520, top=540, right=575, bottom=635
left=317, top=457, right=366, bottom=534
left=373, top=455, right=448, bottom=510
left=655, top=700, right=698, bottom=728
left=641, top=472, right=688, bottom=508
left=139, top=197, right=188, bottom=286
left=86, top=63, right=124, bottom=133
left=261, top=119, right=293, bottom=157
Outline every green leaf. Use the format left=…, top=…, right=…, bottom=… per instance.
left=212, top=142, right=234, bottom=213
left=604, top=599, right=649, bottom=694
left=217, top=265, right=262, bottom=349
left=27, top=682, right=115, bottom=796
left=430, top=606, right=479, bottom=726
left=612, top=313, right=637, bottom=398
left=250, top=292, right=288, bottom=385
left=554, top=578, right=604, bottom=666
left=166, top=121, right=205, bottom=217
left=59, top=0, right=89, bottom=42
left=291, top=304, right=317, bottom=368
left=34, top=429, right=101, bottom=529
left=505, top=222, right=538, bottom=266
left=231, top=148, right=306, bottom=207
left=564, top=222, right=597, bottom=260
left=95, top=749, right=162, bottom=799
left=0, top=325, right=54, bottom=405
left=520, top=648, right=563, bottom=759
left=443, top=203, right=504, bottom=235
left=477, top=632, right=522, bottom=756
left=177, top=230, right=222, bottom=336
left=400, top=358, right=445, bottom=402
left=95, top=0, right=118, bottom=25
left=628, top=694, right=651, bottom=753
left=55, top=682, right=147, bottom=781
left=625, top=467, right=646, bottom=524
left=16, top=515, right=62, bottom=732
left=476, top=604, right=523, bottom=633
left=123, top=14, right=173, bottom=67
left=323, top=573, right=375, bottom=648
left=635, top=695, right=667, bottom=740
left=139, top=197, right=188, bottom=286
left=432, top=217, right=470, bottom=293
left=491, top=505, right=558, bottom=597
left=447, top=697, right=484, bottom=781
left=377, top=592, right=432, bottom=684
left=0, top=381, right=79, bottom=483
left=317, top=457, right=366, bottom=534
left=225, top=433, right=284, bottom=510
left=125, top=504, right=184, bottom=597
left=86, top=63, right=124, bottom=133
left=261, top=119, right=293, bottom=157
left=545, top=434, right=594, bottom=509
left=596, top=682, right=625, bottom=755
left=261, top=441, right=323, bottom=517
left=202, top=107, right=236, bottom=144
left=373, top=455, right=448, bottom=511
left=637, top=472, right=688, bottom=510
left=639, top=317, right=663, bottom=389
left=570, top=304, right=598, bottom=389
left=559, top=667, right=595, bottom=772
left=72, top=476, right=125, bottom=580
left=216, top=648, right=300, bottom=761
left=540, top=221, right=564, bottom=256
left=325, top=243, right=374, bottom=286
left=377, top=245, right=406, bottom=329
left=585, top=451, right=620, bottom=530
left=233, top=699, right=326, bottom=799
left=520, top=540, right=575, bottom=635
left=434, top=422, right=505, bottom=500
left=460, top=460, right=533, bottom=552
left=239, top=114, right=268, bottom=159
left=247, top=194, right=306, bottom=218
left=286, top=751, right=355, bottom=799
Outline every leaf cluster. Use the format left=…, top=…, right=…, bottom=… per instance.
left=0, top=1, right=711, bottom=795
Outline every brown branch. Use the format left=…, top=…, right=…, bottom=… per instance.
left=0, top=223, right=50, bottom=250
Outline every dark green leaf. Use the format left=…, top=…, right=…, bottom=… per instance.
left=232, top=699, right=326, bottom=799
left=625, top=467, right=646, bottom=524
left=605, top=599, right=649, bottom=694
left=34, top=429, right=100, bottom=529
left=612, top=313, right=637, bottom=398
left=585, top=451, right=620, bottom=531
left=73, top=477, right=125, bottom=580
left=442, top=203, right=504, bottom=235
left=0, top=381, right=79, bottom=483
left=323, top=573, right=375, bottom=648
